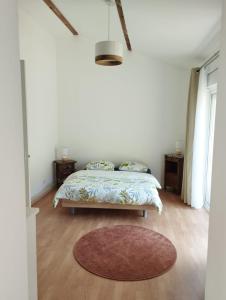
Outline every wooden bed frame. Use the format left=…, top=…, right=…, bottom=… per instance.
left=60, top=167, right=154, bottom=218
left=61, top=199, right=155, bottom=218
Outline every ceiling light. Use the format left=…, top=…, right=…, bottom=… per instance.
left=95, top=0, right=123, bottom=66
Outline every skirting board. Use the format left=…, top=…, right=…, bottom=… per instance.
left=31, top=183, right=55, bottom=204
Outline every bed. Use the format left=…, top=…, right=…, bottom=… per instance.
left=53, top=169, right=163, bottom=218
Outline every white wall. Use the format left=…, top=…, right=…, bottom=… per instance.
left=205, top=1, right=226, bottom=298
left=57, top=38, right=189, bottom=182
left=0, top=1, right=28, bottom=299
left=18, top=9, right=58, bottom=199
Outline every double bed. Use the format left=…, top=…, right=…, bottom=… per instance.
left=54, top=169, right=163, bottom=218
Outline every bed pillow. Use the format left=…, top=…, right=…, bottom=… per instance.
left=118, top=161, right=148, bottom=173
left=86, top=160, right=115, bottom=171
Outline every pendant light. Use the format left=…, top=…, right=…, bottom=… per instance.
left=95, top=0, right=123, bottom=66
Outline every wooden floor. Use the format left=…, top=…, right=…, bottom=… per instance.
left=33, top=190, right=209, bottom=300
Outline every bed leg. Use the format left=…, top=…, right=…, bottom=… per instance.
left=143, top=210, right=148, bottom=219
left=70, top=207, right=76, bottom=216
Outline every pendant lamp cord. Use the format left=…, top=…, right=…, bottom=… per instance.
left=107, top=3, right=110, bottom=40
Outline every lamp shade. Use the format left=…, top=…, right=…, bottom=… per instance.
left=175, top=141, right=183, bottom=155
left=95, top=41, right=123, bottom=66
left=62, top=147, right=69, bottom=160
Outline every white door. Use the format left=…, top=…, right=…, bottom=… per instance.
left=20, top=60, right=31, bottom=207
left=21, top=60, right=38, bottom=300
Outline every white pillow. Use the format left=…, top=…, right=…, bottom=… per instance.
left=119, top=161, right=148, bottom=173
left=86, top=160, right=115, bottom=171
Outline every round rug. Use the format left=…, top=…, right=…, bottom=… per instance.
left=73, top=225, right=177, bottom=281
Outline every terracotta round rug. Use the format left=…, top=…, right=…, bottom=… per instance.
left=73, top=225, right=177, bottom=281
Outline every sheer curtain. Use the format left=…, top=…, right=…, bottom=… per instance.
left=191, top=68, right=210, bottom=208
left=182, top=68, right=211, bottom=208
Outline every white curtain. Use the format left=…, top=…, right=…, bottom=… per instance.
left=181, top=69, right=200, bottom=204
left=191, top=68, right=210, bottom=208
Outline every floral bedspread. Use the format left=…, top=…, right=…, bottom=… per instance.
left=53, top=170, right=163, bottom=213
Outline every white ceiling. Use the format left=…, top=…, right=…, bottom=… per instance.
left=18, top=0, right=222, bottom=67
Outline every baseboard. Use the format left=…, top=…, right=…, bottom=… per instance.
left=31, top=183, right=55, bottom=205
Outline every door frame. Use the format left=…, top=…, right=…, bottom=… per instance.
left=20, top=60, right=31, bottom=208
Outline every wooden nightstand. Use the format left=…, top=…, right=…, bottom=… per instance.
left=164, top=154, right=184, bottom=195
left=54, top=160, right=77, bottom=187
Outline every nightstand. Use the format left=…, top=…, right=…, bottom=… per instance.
left=54, top=160, right=77, bottom=187
left=164, top=154, right=184, bottom=195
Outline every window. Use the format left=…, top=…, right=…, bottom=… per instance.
left=204, top=85, right=217, bottom=210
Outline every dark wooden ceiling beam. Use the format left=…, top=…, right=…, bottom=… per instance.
left=115, top=0, right=132, bottom=51
left=43, top=0, right=78, bottom=35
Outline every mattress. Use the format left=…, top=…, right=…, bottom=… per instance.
left=53, top=170, right=163, bottom=213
